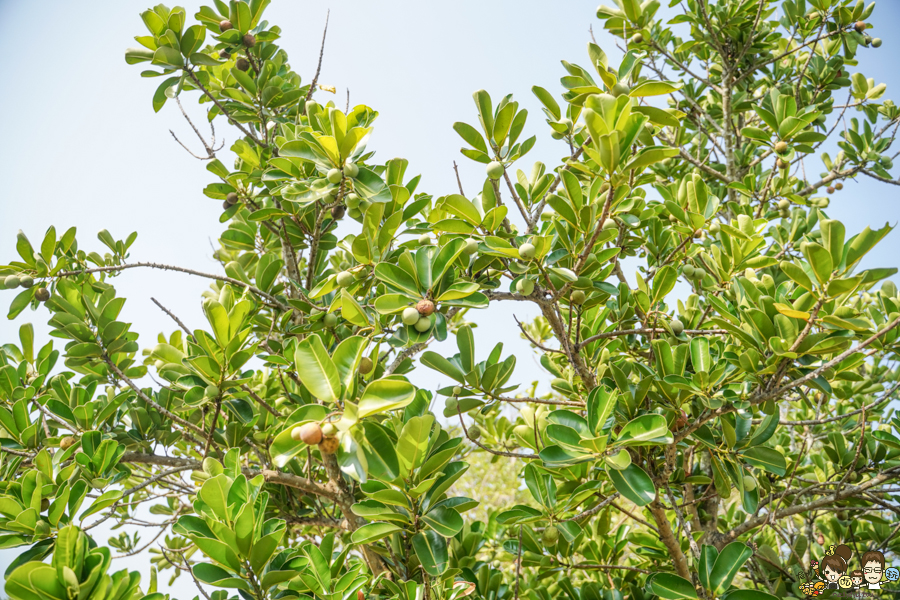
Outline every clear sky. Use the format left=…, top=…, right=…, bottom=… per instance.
left=1, top=1, right=899, bottom=596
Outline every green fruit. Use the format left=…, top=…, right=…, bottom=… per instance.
left=682, top=265, right=695, bottom=278
left=671, top=318, right=684, bottom=335
left=321, top=422, right=337, bottom=437
left=323, top=313, right=338, bottom=328
left=343, top=162, right=359, bottom=178
left=358, top=357, right=373, bottom=375
left=418, top=234, right=432, bottom=246
left=777, top=199, right=790, bottom=210
left=452, top=386, right=463, bottom=396
left=611, top=82, right=630, bottom=97
left=518, top=243, right=536, bottom=260
left=336, top=271, right=354, bottom=288
left=602, top=218, right=617, bottom=230
left=559, top=117, right=573, bottom=132
left=570, top=290, right=586, bottom=305
left=205, top=384, right=220, bottom=398
left=446, top=397, right=459, bottom=413
left=4, top=275, right=20, bottom=289
left=630, top=33, right=644, bottom=44
left=516, top=279, right=535, bottom=296
left=35, top=287, right=50, bottom=302
left=463, top=238, right=479, bottom=255
left=486, top=161, right=505, bottom=180
left=401, top=307, right=421, bottom=325
left=468, top=424, right=482, bottom=440
left=542, top=525, right=559, bottom=546
left=19, top=275, right=34, bottom=288
left=414, top=316, right=432, bottom=332
left=710, top=222, right=721, bottom=234
left=347, top=207, right=362, bottom=219
left=774, top=141, right=789, bottom=154
left=743, top=475, right=757, bottom=491
left=327, top=168, right=342, bottom=184
left=776, top=158, right=789, bottom=170
left=872, top=38, right=883, bottom=48
left=345, top=193, right=360, bottom=209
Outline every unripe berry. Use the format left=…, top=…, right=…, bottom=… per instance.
left=401, top=307, right=420, bottom=325
left=358, top=357, right=373, bottom=375
left=327, top=168, right=342, bottom=184
left=570, top=290, right=586, bottom=305
left=486, top=161, right=504, bottom=180
left=671, top=318, right=684, bottom=335
left=518, top=243, right=536, bottom=260
left=774, top=141, right=789, bottom=154
left=414, top=316, right=432, bottom=332
left=463, top=238, right=479, bottom=255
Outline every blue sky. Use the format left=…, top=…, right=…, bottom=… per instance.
left=1, top=0, right=899, bottom=596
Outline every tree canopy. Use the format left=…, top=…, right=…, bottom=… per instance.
left=1, top=1, right=900, bottom=599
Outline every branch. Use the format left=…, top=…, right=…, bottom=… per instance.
left=303, top=10, right=330, bottom=109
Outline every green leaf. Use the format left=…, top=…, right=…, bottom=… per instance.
left=412, top=530, right=449, bottom=576
left=614, top=414, right=672, bottom=446
left=350, top=522, right=402, bottom=545
left=648, top=573, right=699, bottom=599
left=628, top=80, right=683, bottom=97
left=422, top=506, right=464, bottom=537
left=294, top=334, right=341, bottom=403
left=358, top=378, right=417, bottom=418
left=803, top=242, right=833, bottom=286
left=453, top=122, right=488, bottom=153
left=622, top=146, right=679, bottom=172
left=607, top=463, right=655, bottom=506
left=710, top=542, right=753, bottom=593
left=740, top=447, right=786, bottom=476
left=151, top=46, right=184, bottom=68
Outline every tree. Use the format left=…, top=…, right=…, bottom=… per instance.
left=0, top=0, right=899, bottom=599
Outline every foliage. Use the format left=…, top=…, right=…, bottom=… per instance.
left=1, top=1, right=900, bottom=599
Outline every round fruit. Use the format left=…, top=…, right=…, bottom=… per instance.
left=219, top=20, right=233, bottom=31
left=18, top=276, right=33, bottom=289
left=226, top=192, right=239, bottom=205
left=219, top=50, right=230, bottom=59
left=516, top=279, right=535, bottom=296
left=319, top=436, right=339, bottom=454
left=243, top=33, right=256, bottom=47
left=872, top=38, right=883, bottom=48
left=359, top=357, right=373, bottom=375
left=401, top=307, right=421, bottom=325
left=671, top=318, right=684, bottom=335
left=559, top=117, right=574, bottom=132
left=319, top=422, right=336, bottom=437
left=518, top=243, right=536, bottom=260
left=774, top=141, right=789, bottom=154
left=743, top=475, right=757, bottom=491
left=468, top=424, right=482, bottom=440
left=336, top=271, right=354, bottom=288
left=290, top=426, right=304, bottom=442
left=327, top=168, right=342, bottom=184
left=236, top=57, right=250, bottom=71
left=452, top=386, right=463, bottom=395
left=418, top=234, right=432, bottom=246
left=827, top=186, right=835, bottom=194
left=854, top=21, right=866, bottom=33
left=345, top=193, right=360, bottom=209
left=331, top=205, right=346, bottom=220
left=206, top=384, right=220, bottom=398
left=778, top=199, right=790, bottom=210
left=611, top=82, right=630, bottom=97
left=683, top=265, right=695, bottom=278
left=835, top=182, right=844, bottom=190
left=60, top=436, right=77, bottom=450
left=35, top=287, right=50, bottom=302
left=463, top=238, right=479, bottom=255
left=414, top=316, right=432, bottom=333
left=849, top=471, right=860, bottom=482
left=542, top=525, right=559, bottom=546
left=416, top=299, right=435, bottom=316
left=40, top=498, right=49, bottom=512
left=630, top=33, right=644, bottom=44
left=323, top=312, right=338, bottom=328
left=343, top=162, right=359, bottom=178
left=446, top=398, right=458, bottom=413
left=486, top=161, right=504, bottom=180
left=602, top=218, right=617, bottom=230
left=710, top=222, right=721, bottom=234
left=570, top=290, right=586, bottom=305
left=301, top=423, right=324, bottom=445
left=4, top=276, right=20, bottom=289
left=776, top=158, right=789, bottom=170
left=819, top=198, right=830, bottom=208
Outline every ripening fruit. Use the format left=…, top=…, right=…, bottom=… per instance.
left=516, top=279, right=535, bottom=296
left=826, top=186, right=835, bottom=194
left=206, top=384, right=220, bottom=398
left=630, top=33, right=643, bottom=44
left=542, top=525, right=559, bottom=546
left=60, top=436, right=77, bottom=450
left=401, top=307, right=421, bottom=325
left=418, top=234, right=432, bottom=246
left=236, top=57, right=250, bottom=71
left=416, top=299, right=435, bottom=316
left=35, top=287, right=50, bottom=302
left=602, top=218, right=617, bottom=230
left=321, top=423, right=337, bottom=437
left=486, top=161, right=504, bottom=180
left=774, top=141, right=789, bottom=154
left=219, top=50, right=230, bottom=59
left=323, top=312, right=338, bottom=328
left=854, top=21, right=867, bottom=33
left=219, top=20, right=233, bottom=31
left=452, top=386, right=462, bottom=396
left=359, top=357, right=373, bottom=375
left=4, top=276, right=20, bottom=289
left=226, top=192, right=239, bottom=205
left=671, top=318, right=684, bottom=335
left=336, top=271, right=354, bottom=288
left=299, top=423, right=324, bottom=445
left=872, top=38, right=883, bottom=48
left=243, top=33, right=256, bottom=47
left=776, top=158, right=789, bottom=170
left=468, top=424, right=482, bottom=440
left=778, top=199, right=790, bottom=210
left=518, top=243, right=536, bottom=260
left=319, top=436, right=339, bottom=454
left=743, top=475, right=757, bottom=491
left=835, top=182, right=844, bottom=190
left=414, top=316, right=432, bottom=332
left=570, top=290, right=586, bottom=305
left=611, top=82, right=630, bottom=97
left=463, top=238, right=479, bottom=255
left=343, top=162, right=359, bottom=178
left=331, top=205, right=345, bottom=220
left=18, top=275, right=32, bottom=288
left=327, top=168, right=342, bottom=184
